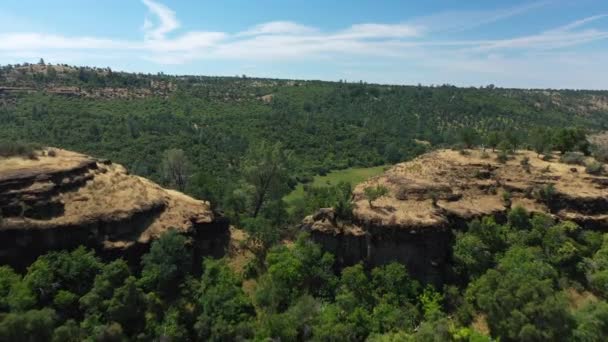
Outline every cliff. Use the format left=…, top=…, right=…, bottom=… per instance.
left=303, top=149, right=608, bottom=284
left=0, top=148, right=229, bottom=269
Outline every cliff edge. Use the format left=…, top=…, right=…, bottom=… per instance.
left=0, top=148, right=229, bottom=268
left=303, top=149, right=608, bottom=284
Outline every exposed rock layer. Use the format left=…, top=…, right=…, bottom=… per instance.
left=0, top=149, right=229, bottom=269
left=303, top=149, right=608, bottom=284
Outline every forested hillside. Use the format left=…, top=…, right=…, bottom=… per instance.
left=2, top=63, right=607, bottom=209
left=3, top=63, right=608, bottom=341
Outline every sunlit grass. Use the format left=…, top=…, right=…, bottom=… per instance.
left=284, top=165, right=388, bottom=206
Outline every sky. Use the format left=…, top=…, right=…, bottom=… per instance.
left=1, top=0, right=608, bottom=89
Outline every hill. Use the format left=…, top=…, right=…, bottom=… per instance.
left=0, top=147, right=228, bottom=268
left=1, top=63, right=608, bottom=198
left=303, top=148, right=608, bottom=283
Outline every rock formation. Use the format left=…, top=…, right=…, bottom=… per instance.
left=303, top=149, right=608, bottom=284
left=0, top=148, right=229, bottom=269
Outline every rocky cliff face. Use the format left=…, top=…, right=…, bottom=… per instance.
left=303, top=149, right=608, bottom=284
left=0, top=148, right=229, bottom=269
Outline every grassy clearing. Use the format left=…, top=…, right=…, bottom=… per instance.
left=284, top=165, right=388, bottom=206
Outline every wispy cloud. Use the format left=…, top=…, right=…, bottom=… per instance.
left=409, top=0, right=551, bottom=34
left=472, top=14, right=608, bottom=51
left=238, top=21, right=318, bottom=36
left=142, top=0, right=180, bottom=40
left=0, top=0, right=607, bottom=88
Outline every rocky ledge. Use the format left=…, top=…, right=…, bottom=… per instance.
left=303, top=149, right=608, bottom=284
left=0, top=148, right=229, bottom=269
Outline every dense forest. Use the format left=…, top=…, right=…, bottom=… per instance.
left=2, top=63, right=608, bottom=341
left=1, top=63, right=607, bottom=216
left=2, top=208, right=608, bottom=341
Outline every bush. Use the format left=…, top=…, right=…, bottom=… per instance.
left=0, top=141, right=41, bottom=158
left=536, top=184, right=557, bottom=208
left=502, top=191, right=512, bottom=208
left=585, top=161, right=604, bottom=175
left=364, top=185, right=389, bottom=208
left=520, top=156, right=531, bottom=172
left=592, top=146, right=608, bottom=163
left=47, top=149, right=57, bottom=157
left=496, top=151, right=508, bottom=164
left=559, top=152, right=585, bottom=165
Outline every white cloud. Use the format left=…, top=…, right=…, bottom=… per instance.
left=1, top=0, right=608, bottom=88
left=410, top=1, right=550, bottom=33
left=142, top=0, right=180, bottom=40
left=334, top=23, right=422, bottom=39
left=239, top=21, right=318, bottom=36
left=472, top=15, right=608, bottom=51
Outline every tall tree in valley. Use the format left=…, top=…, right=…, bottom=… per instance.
left=161, top=148, right=190, bottom=192
left=242, top=142, right=292, bottom=218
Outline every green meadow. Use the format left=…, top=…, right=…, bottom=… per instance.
left=284, top=165, right=388, bottom=206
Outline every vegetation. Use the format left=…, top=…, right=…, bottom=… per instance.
left=0, top=65, right=604, bottom=225
left=364, top=185, right=389, bottom=208
left=284, top=165, right=386, bottom=207
left=161, top=148, right=190, bottom=192
left=1, top=208, right=607, bottom=341
left=3, top=64, right=608, bottom=340
left=586, top=161, right=604, bottom=175
left=0, top=141, right=40, bottom=158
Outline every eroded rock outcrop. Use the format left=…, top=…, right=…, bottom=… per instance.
left=303, top=149, right=608, bottom=284
left=0, top=148, right=229, bottom=269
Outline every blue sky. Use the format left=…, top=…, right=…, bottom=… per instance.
left=1, top=0, right=608, bottom=89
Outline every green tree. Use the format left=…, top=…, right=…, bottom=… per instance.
left=195, top=258, right=255, bottom=341
left=242, top=142, right=292, bottom=218
left=572, top=301, right=608, bottom=342
left=0, top=308, right=57, bottom=342
left=106, top=276, right=146, bottom=337
left=584, top=234, right=608, bottom=297
left=364, top=185, right=389, bottom=208
left=79, top=259, right=131, bottom=315
left=140, top=230, right=192, bottom=296
left=240, top=216, right=281, bottom=264
left=467, top=246, right=574, bottom=341
left=485, top=131, right=500, bottom=151
left=552, top=128, right=589, bottom=154
left=459, top=128, right=479, bottom=149
left=161, top=148, right=190, bottom=192
left=0, top=266, right=20, bottom=311
left=531, top=128, right=553, bottom=157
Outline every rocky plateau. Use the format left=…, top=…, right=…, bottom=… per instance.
left=303, top=149, right=608, bottom=284
left=0, top=148, right=229, bottom=269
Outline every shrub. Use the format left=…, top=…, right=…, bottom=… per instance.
left=0, top=141, right=41, bottom=158
left=47, top=149, right=57, bottom=157
left=542, top=153, right=554, bottom=161
left=496, top=151, right=508, bottom=164
left=536, top=184, right=557, bottom=208
left=26, top=151, right=38, bottom=160
left=585, top=161, right=604, bottom=175
left=520, top=156, right=531, bottom=172
left=364, top=185, right=389, bottom=208
left=592, top=146, right=608, bottom=163
left=559, top=152, right=585, bottom=165
left=430, top=191, right=439, bottom=207
left=502, top=191, right=512, bottom=208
